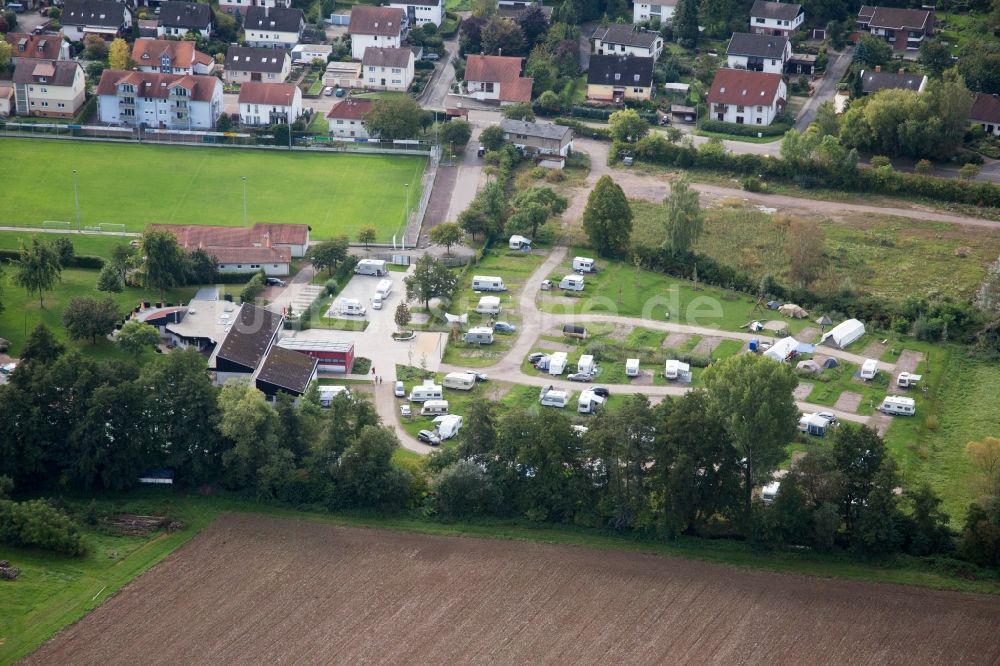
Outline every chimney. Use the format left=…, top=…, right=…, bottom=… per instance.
left=875, top=65, right=881, bottom=73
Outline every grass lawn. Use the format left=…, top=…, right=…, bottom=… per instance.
left=393, top=365, right=508, bottom=441
left=800, top=362, right=890, bottom=416
left=306, top=110, right=329, bottom=135
left=0, top=139, right=425, bottom=241
left=695, top=128, right=785, bottom=144
left=0, top=230, right=136, bottom=257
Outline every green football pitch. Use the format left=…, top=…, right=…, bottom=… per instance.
left=0, top=139, right=426, bottom=240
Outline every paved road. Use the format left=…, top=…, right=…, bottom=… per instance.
left=420, top=36, right=459, bottom=111
left=794, top=47, right=854, bottom=132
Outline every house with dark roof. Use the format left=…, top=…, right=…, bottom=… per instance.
left=586, top=54, right=654, bottom=103
left=632, top=0, right=677, bottom=25
left=388, top=0, right=443, bottom=27
left=349, top=6, right=406, bottom=60
left=858, top=67, right=927, bottom=94
left=708, top=68, right=786, bottom=126
left=499, top=118, right=573, bottom=166
left=750, top=1, right=804, bottom=36
left=238, top=82, right=303, bottom=125
left=61, top=0, right=132, bottom=41
left=244, top=6, right=305, bottom=49
left=361, top=46, right=414, bottom=91
left=592, top=24, right=663, bottom=61
left=5, top=32, right=70, bottom=64
left=726, top=33, right=791, bottom=74
left=465, top=54, right=533, bottom=105
left=971, top=93, right=1000, bottom=136
left=158, top=1, right=213, bottom=38
left=326, top=97, right=374, bottom=138
left=96, top=70, right=223, bottom=128
left=225, top=46, right=291, bottom=84
left=219, top=0, right=291, bottom=17
left=132, top=38, right=215, bottom=75
left=858, top=5, right=934, bottom=51
left=12, top=59, right=86, bottom=118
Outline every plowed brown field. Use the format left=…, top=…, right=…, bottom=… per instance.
left=25, top=514, right=1000, bottom=666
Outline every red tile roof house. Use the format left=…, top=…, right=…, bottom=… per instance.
left=348, top=6, right=406, bottom=60
left=5, top=32, right=71, bottom=64
left=707, top=68, right=787, bottom=126
left=150, top=222, right=310, bottom=277
left=857, top=6, right=934, bottom=51
left=464, top=54, right=533, bottom=106
left=237, top=81, right=303, bottom=126
left=971, top=93, right=1000, bottom=137
left=325, top=97, right=374, bottom=139
left=12, top=59, right=86, bottom=118
left=131, top=38, right=215, bottom=76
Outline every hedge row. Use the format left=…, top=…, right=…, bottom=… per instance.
left=569, top=105, right=658, bottom=123
left=699, top=118, right=792, bottom=138
left=553, top=117, right=611, bottom=141
left=0, top=249, right=104, bottom=268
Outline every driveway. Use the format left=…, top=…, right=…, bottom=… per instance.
left=794, top=46, right=854, bottom=131
left=420, top=36, right=459, bottom=111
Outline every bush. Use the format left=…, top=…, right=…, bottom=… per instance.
left=434, top=460, right=500, bottom=519
left=0, top=249, right=103, bottom=268
left=240, top=272, right=265, bottom=303
left=552, top=117, right=611, bottom=141
left=0, top=499, right=87, bottom=556
left=353, top=357, right=372, bottom=374
left=742, top=176, right=764, bottom=192
left=325, top=278, right=339, bottom=296
left=699, top=118, right=792, bottom=137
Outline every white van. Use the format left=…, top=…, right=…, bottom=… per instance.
left=475, top=295, right=502, bottom=315
left=318, top=385, right=350, bottom=407
left=577, top=354, right=595, bottom=375
left=443, top=372, right=476, bottom=391
left=465, top=327, right=494, bottom=345
left=578, top=389, right=605, bottom=414
left=420, top=399, right=450, bottom=416
left=373, top=279, right=392, bottom=310
left=625, top=358, right=640, bottom=377
left=880, top=395, right=916, bottom=416
left=559, top=275, right=585, bottom=291
left=335, top=298, right=366, bottom=316
left=409, top=379, right=443, bottom=402
left=572, top=257, right=595, bottom=273
left=539, top=385, right=568, bottom=408
left=355, top=259, right=387, bottom=276
left=472, top=275, right=506, bottom=292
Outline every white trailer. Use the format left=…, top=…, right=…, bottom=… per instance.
left=559, top=274, right=585, bottom=291
left=539, top=385, right=569, bottom=408
left=443, top=372, right=476, bottom=390
left=433, top=414, right=463, bottom=439
left=880, top=395, right=916, bottom=416
left=549, top=351, right=568, bottom=375
left=625, top=358, right=640, bottom=377
left=509, top=235, right=532, bottom=250
left=318, top=385, right=350, bottom=407
left=860, top=358, right=879, bottom=381
left=475, top=295, right=502, bottom=315
left=464, top=327, right=494, bottom=345
left=577, top=354, right=595, bottom=375
left=472, top=275, right=507, bottom=291
left=420, top=399, right=450, bottom=416
left=665, top=359, right=690, bottom=380
left=355, top=259, right=387, bottom=276
left=409, top=379, right=443, bottom=402
left=897, top=372, right=923, bottom=388
left=578, top=389, right=605, bottom=414
left=572, top=256, right=595, bottom=273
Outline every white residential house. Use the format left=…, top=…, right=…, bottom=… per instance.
left=244, top=6, right=305, bottom=49
left=219, top=0, right=291, bottom=16
left=60, top=0, right=132, bottom=41
left=749, top=0, right=804, bottom=36
left=132, top=38, right=215, bottom=76
left=224, top=46, right=291, bottom=84
left=238, top=82, right=303, bottom=126
left=592, top=23, right=663, bottom=60
left=348, top=6, right=405, bottom=60
left=157, top=1, right=213, bottom=39
left=325, top=97, right=373, bottom=138
left=389, top=0, right=443, bottom=26
left=726, top=33, right=791, bottom=74
left=291, top=44, right=333, bottom=65
left=361, top=46, right=414, bottom=91
left=707, top=68, right=787, bottom=126
left=632, top=0, right=677, bottom=24
left=464, top=54, right=533, bottom=105
left=971, top=93, right=1000, bottom=137
left=96, top=69, right=223, bottom=129
left=12, top=59, right=86, bottom=118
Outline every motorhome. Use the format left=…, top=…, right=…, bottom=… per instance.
left=433, top=414, right=463, bottom=439
left=420, top=399, right=450, bottom=416
left=475, top=296, right=502, bottom=315
left=625, top=358, right=640, bottom=377
left=578, top=389, right=605, bottom=414
left=761, top=481, right=781, bottom=505
left=355, top=259, right=387, bottom=276
left=665, top=359, right=690, bottom=380
left=464, top=327, right=495, bottom=345
left=559, top=275, right=585, bottom=291
left=572, top=257, right=595, bottom=273
left=879, top=395, right=916, bottom=416
left=549, top=351, right=568, bottom=375
left=472, top=275, right=507, bottom=292
left=897, top=372, right=923, bottom=388
left=509, top=235, right=532, bottom=251
left=443, top=372, right=477, bottom=390
left=409, top=379, right=443, bottom=402
left=860, top=358, right=879, bottom=381
left=335, top=298, right=366, bottom=316
left=539, top=385, right=569, bottom=408
left=373, top=279, right=392, bottom=309
left=318, top=385, right=350, bottom=407
left=577, top=354, right=595, bottom=375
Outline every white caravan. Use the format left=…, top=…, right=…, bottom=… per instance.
left=443, top=372, right=477, bottom=390
left=318, top=385, right=350, bottom=407
left=625, top=358, right=640, bottom=377
left=539, top=385, right=569, bottom=408
left=472, top=275, right=507, bottom=291
left=577, top=354, right=595, bottom=375
left=335, top=298, right=366, bottom=316
left=433, top=414, right=463, bottom=439
left=549, top=351, right=568, bottom=375
left=578, top=389, right=605, bottom=414
left=475, top=295, right=502, bottom=315
left=860, top=358, right=879, bottom=380
left=665, top=359, right=690, bottom=380
left=879, top=395, right=916, bottom=416
left=572, top=256, right=595, bottom=273
left=559, top=274, right=585, bottom=291
left=465, top=327, right=495, bottom=345
left=420, top=399, right=450, bottom=416
left=409, top=379, right=444, bottom=402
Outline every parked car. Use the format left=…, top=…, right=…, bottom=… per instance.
left=816, top=411, right=838, bottom=426
left=540, top=280, right=553, bottom=290
left=477, top=144, right=486, bottom=157
left=528, top=352, right=546, bottom=364
left=265, top=277, right=286, bottom=287
left=335, top=88, right=346, bottom=97
left=567, top=373, right=592, bottom=382
left=400, top=404, right=412, bottom=417
left=494, top=321, right=516, bottom=333
left=424, top=53, right=441, bottom=61
left=394, top=380, right=405, bottom=397
left=589, top=386, right=610, bottom=398
left=418, top=429, right=441, bottom=445
left=323, top=86, right=334, bottom=96
left=473, top=372, right=489, bottom=382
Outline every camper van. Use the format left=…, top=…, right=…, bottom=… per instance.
left=559, top=275, right=585, bottom=291
left=355, top=259, right=387, bottom=276
left=472, top=275, right=507, bottom=292
left=761, top=481, right=781, bottom=505
left=464, top=327, right=495, bottom=345
left=665, top=359, right=690, bottom=380
left=539, top=385, right=569, bottom=408
left=372, top=279, right=392, bottom=309
left=475, top=296, right=502, bottom=315
left=443, top=372, right=477, bottom=391
left=335, top=298, right=366, bottom=316
left=625, top=358, right=640, bottom=377
left=860, top=358, right=879, bottom=381
left=578, top=389, right=605, bottom=414
left=577, top=354, right=595, bottom=376
left=434, top=414, right=463, bottom=440
left=509, top=235, right=532, bottom=251
left=572, top=257, right=596, bottom=273
left=897, top=372, right=923, bottom=388
left=549, top=351, right=568, bottom=375
left=318, top=385, right=350, bottom=407
left=879, top=395, right=916, bottom=416
left=420, top=399, right=450, bottom=416
left=409, top=379, right=444, bottom=402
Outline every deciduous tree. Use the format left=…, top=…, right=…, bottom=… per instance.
left=582, top=175, right=632, bottom=257
left=96, top=263, right=124, bottom=292
left=501, top=101, right=535, bottom=121
left=140, top=229, right=186, bottom=299
left=358, top=226, right=377, bottom=248
left=479, top=125, right=506, bottom=151
left=440, top=119, right=471, bottom=147
left=108, top=37, right=131, bottom=70
left=364, top=96, right=424, bottom=140
left=117, top=320, right=160, bottom=356
left=306, top=236, right=350, bottom=274
left=429, top=222, right=463, bottom=255
left=966, top=436, right=1000, bottom=497
left=404, top=253, right=458, bottom=310
left=853, top=35, right=892, bottom=68
left=608, top=108, right=649, bottom=143
left=19, top=324, right=65, bottom=365
left=13, top=238, right=62, bottom=308
left=786, top=217, right=826, bottom=288
left=481, top=17, right=525, bottom=56
left=663, top=175, right=702, bottom=254
left=62, top=296, right=120, bottom=344
left=508, top=186, right=567, bottom=238
left=394, top=301, right=412, bottom=331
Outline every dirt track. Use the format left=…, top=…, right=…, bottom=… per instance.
left=26, top=514, right=1000, bottom=666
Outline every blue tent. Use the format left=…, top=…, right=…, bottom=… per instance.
left=822, top=357, right=838, bottom=369
left=766, top=301, right=781, bottom=310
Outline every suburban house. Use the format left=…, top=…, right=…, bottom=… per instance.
left=244, top=6, right=306, bottom=49
left=224, top=46, right=291, bottom=83
left=632, top=0, right=677, bottom=24
left=858, top=67, right=928, bottom=94
left=324, top=60, right=363, bottom=89
left=12, top=59, right=86, bottom=118
left=389, top=0, right=443, bottom=27
left=361, top=46, right=414, bottom=91
left=0, top=85, right=12, bottom=118
left=857, top=6, right=934, bottom=51
left=5, top=32, right=70, bottom=64
left=586, top=54, right=654, bottom=103
left=276, top=338, right=356, bottom=374
left=238, top=82, right=303, bottom=125
left=61, top=0, right=133, bottom=41
left=591, top=23, right=663, bottom=61
left=726, top=33, right=791, bottom=74
left=326, top=97, right=373, bottom=138
left=96, top=70, right=223, bottom=129
left=149, top=222, right=307, bottom=277
left=291, top=43, right=333, bottom=65
left=749, top=0, right=804, bottom=36
left=132, top=38, right=215, bottom=75
left=499, top=118, right=573, bottom=166
left=348, top=6, right=406, bottom=60
left=971, top=93, right=1000, bottom=136
left=219, top=0, right=291, bottom=16
left=707, top=68, right=786, bottom=126
left=208, top=303, right=318, bottom=399
left=157, top=1, right=213, bottom=38
left=464, top=54, right=533, bottom=105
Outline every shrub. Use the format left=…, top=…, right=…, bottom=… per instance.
left=699, top=118, right=792, bottom=137
left=353, top=356, right=372, bottom=374
left=553, top=117, right=612, bottom=141
left=530, top=166, right=547, bottom=179
left=742, top=176, right=764, bottom=192
left=434, top=460, right=500, bottom=519
left=0, top=499, right=87, bottom=556
left=325, top=278, right=339, bottom=296
left=870, top=155, right=892, bottom=168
